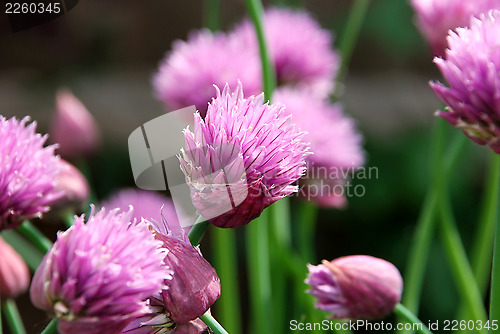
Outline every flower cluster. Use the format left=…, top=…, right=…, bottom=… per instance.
left=0, top=116, right=62, bottom=231
left=431, top=10, right=500, bottom=153
left=179, top=83, right=309, bottom=228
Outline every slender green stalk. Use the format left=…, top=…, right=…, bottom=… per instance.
left=457, top=154, right=500, bottom=320
left=0, top=297, right=3, bottom=334
left=489, top=154, right=500, bottom=322
left=244, top=0, right=276, bottom=99
left=40, top=319, right=57, bottom=334
left=204, top=0, right=220, bottom=31
left=62, top=210, right=75, bottom=228
left=400, top=126, right=467, bottom=319
left=1, top=230, right=44, bottom=271
left=212, top=228, right=242, bottom=334
left=297, top=201, right=318, bottom=264
left=200, top=311, right=229, bottom=334
left=188, top=216, right=209, bottom=246
left=246, top=211, right=273, bottom=334
left=393, top=304, right=433, bottom=334
left=16, top=221, right=53, bottom=254
left=336, top=0, right=371, bottom=89
left=3, top=300, right=26, bottom=334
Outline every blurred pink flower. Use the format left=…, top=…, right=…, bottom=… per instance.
left=273, top=88, right=364, bottom=208
left=179, top=83, right=309, bottom=228
left=52, top=159, right=90, bottom=210
left=306, top=255, right=403, bottom=320
left=153, top=30, right=261, bottom=115
left=233, top=7, right=339, bottom=97
left=0, top=116, right=62, bottom=231
left=0, top=237, right=30, bottom=299
left=410, top=0, right=500, bottom=56
left=431, top=10, right=500, bottom=153
left=51, top=89, right=100, bottom=158
left=30, top=207, right=170, bottom=334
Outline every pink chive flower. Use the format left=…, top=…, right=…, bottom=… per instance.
left=153, top=30, right=261, bottom=115
left=30, top=207, right=170, bottom=334
left=122, top=217, right=220, bottom=333
left=410, top=0, right=500, bottom=56
left=430, top=10, right=500, bottom=153
left=273, top=88, right=364, bottom=208
left=233, top=7, right=339, bottom=97
left=52, top=159, right=90, bottom=211
left=101, top=189, right=181, bottom=229
left=0, top=116, right=62, bottom=231
left=306, top=255, right=403, bottom=320
left=179, top=83, right=309, bottom=228
left=0, top=237, right=30, bottom=299
left=50, top=89, right=101, bottom=159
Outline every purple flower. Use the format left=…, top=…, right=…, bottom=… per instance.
left=0, top=116, right=62, bottom=231
left=101, top=188, right=182, bottom=230
left=50, top=89, right=101, bottom=158
left=430, top=10, right=500, bottom=153
left=153, top=30, right=261, bottom=115
left=410, top=0, right=500, bottom=56
left=0, top=236, right=30, bottom=299
left=306, top=255, right=403, bottom=320
left=30, top=207, right=170, bottom=334
left=233, top=7, right=339, bottom=97
left=122, top=217, right=220, bottom=334
left=273, top=88, right=364, bottom=208
left=179, top=83, right=309, bottom=228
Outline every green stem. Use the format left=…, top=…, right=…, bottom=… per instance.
left=246, top=211, right=273, bottom=334
left=1, top=230, right=44, bottom=271
left=188, top=216, right=209, bottom=246
left=336, top=0, right=371, bottom=90
left=244, top=0, right=276, bottom=99
left=62, top=210, right=75, bottom=228
left=16, top=221, right=53, bottom=254
left=200, top=311, right=229, bottom=334
left=457, top=153, right=500, bottom=320
left=0, top=297, right=3, bottom=334
left=400, top=126, right=467, bottom=323
left=3, top=300, right=26, bottom=334
left=489, top=154, right=500, bottom=322
left=205, top=0, right=220, bottom=31
left=40, top=319, right=57, bottom=334
left=212, top=228, right=242, bottom=334
left=393, top=304, right=433, bottom=334
left=297, top=201, right=318, bottom=264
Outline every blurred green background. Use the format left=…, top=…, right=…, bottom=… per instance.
left=0, top=0, right=491, bottom=333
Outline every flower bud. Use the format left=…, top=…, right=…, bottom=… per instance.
left=0, top=237, right=30, bottom=299
left=53, top=159, right=90, bottom=210
left=306, top=255, right=403, bottom=320
left=51, top=89, right=100, bottom=158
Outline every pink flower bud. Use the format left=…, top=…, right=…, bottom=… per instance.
left=53, top=159, right=90, bottom=210
left=306, top=255, right=403, bottom=320
left=51, top=89, right=100, bottom=158
left=0, top=237, right=30, bottom=299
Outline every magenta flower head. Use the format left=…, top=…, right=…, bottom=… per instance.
left=430, top=10, right=500, bottom=153
left=153, top=30, right=261, bottom=115
left=52, top=159, right=90, bottom=210
left=273, top=88, right=364, bottom=208
left=51, top=89, right=101, bottom=158
left=30, top=207, right=170, bottom=334
left=410, top=0, right=500, bottom=56
left=0, top=116, right=62, bottom=231
left=179, top=83, right=309, bottom=228
left=0, top=237, right=30, bottom=299
left=122, top=217, right=220, bottom=333
left=306, top=255, right=403, bottom=320
left=233, top=8, right=339, bottom=97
